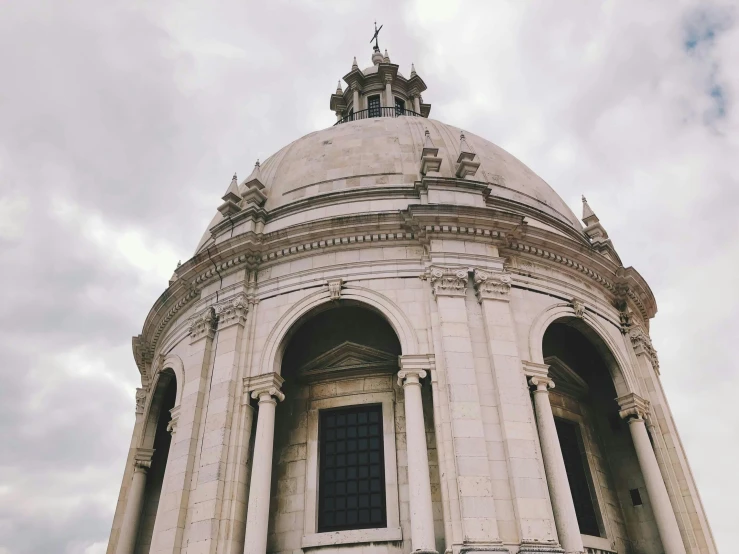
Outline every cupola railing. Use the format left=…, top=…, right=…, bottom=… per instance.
left=335, top=107, right=422, bottom=125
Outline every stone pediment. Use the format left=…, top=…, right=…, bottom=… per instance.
left=296, top=341, right=399, bottom=382
left=545, top=355, right=589, bottom=399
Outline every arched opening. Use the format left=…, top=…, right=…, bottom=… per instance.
left=265, top=303, right=443, bottom=552
left=542, top=319, right=661, bottom=553
left=135, top=369, right=176, bottom=554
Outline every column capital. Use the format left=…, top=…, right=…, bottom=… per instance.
left=528, top=375, right=555, bottom=392
left=133, top=447, right=155, bottom=472
left=189, top=306, right=217, bottom=343
left=427, top=266, right=468, bottom=298
left=472, top=268, right=512, bottom=302
left=215, top=292, right=249, bottom=329
left=616, top=392, right=650, bottom=421
left=629, top=325, right=660, bottom=372
left=398, top=354, right=433, bottom=387
left=245, top=373, right=285, bottom=402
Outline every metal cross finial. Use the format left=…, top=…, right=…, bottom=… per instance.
left=370, top=21, right=383, bottom=51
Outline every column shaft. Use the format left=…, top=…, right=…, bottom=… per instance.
left=400, top=371, right=437, bottom=552
left=413, top=95, right=421, bottom=113
left=115, top=465, right=148, bottom=554
left=352, top=88, right=360, bottom=112
left=530, top=379, right=584, bottom=554
left=243, top=393, right=279, bottom=554
left=385, top=81, right=393, bottom=108
left=628, top=418, right=686, bottom=554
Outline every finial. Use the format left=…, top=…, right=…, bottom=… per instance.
left=383, top=49, right=390, bottom=63
left=336, top=80, right=342, bottom=94
left=218, top=171, right=243, bottom=215
left=176, top=260, right=181, bottom=268
left=352, top=56, right=358, bottom=70
left=582, top=195, right=596, bottom=220
left=459, top=132, right=474, bottom=155
left=410, top=63, right=417, bottom=77
left=255, top=159, right=260, bottom=168
left=370, top=21, right=383, bottom=51
left=456, top=131, right=480, bottom=178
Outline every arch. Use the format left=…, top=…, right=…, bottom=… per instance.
left=160, top=354, right=184, bottom=406
left=258, top=284, right=420, bottom=377
left=527, top=302, right=637, bottom=397
left=138, top=368, right=177, bottom=450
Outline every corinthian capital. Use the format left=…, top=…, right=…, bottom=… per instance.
left=215, top=293, right=249, bottom=328
left=629, top=325, right=660, bottom=372
left=472, top=269, right=512, bottom=302
left=189, top=306, right=217, bottom=343
left=427, top=266, right=468, bottom=298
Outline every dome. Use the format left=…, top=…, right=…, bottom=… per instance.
left=197, top=117, right=581, bottom=252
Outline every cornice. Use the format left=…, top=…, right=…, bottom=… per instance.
left=134, top=197, right=657, bottom=380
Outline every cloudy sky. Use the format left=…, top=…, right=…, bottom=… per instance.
left=0, top=0, right=736, bottom=552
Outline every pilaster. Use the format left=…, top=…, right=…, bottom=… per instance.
left=426, top=266, right=507, bottom=553
left=472, top=269, right=559, bottom=550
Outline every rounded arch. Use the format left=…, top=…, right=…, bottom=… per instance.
left=258, top=284, right=420, bottom=376
left=527, top=302, right=637, bottom=397
left=138, top=368, right=177, bottom=450
left=160, top=354, right=184, bottom=406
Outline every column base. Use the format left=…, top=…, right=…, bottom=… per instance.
left=517, top=541, right=565, bottom=554
left=458, top=545, right=510, bottom=553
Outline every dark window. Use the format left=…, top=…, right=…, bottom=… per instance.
left=348, top=108, right=354, bottom=121
left=367, top=95, right=381, bottom=118
left=555, top=418, right=601, bottom=536
left=318, top=405, right=386, bottom=532
left=395, top=97, right=406, bottom=116
left=630, top=488, right=643, bottom=506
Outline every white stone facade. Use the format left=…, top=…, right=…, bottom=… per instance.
left=108, top=51, right=717, bottom=554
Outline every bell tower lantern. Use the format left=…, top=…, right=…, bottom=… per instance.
left=330, top=24, right=431, bottom=124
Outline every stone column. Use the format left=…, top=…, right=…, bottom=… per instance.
left=618, top=393, right=686, bottom=554
left=411, top=90, right=421, bottom=114
left=529, top=376, right=584, bottom=554
left=243, top=374, right=284, bottom=554
left=398, top=356, right=437, bottom=554
left=115, top=448, right=154, bottom=554
left=384, top=74, right=393, bottom=109
left=351, top=83, right=360, bottom=114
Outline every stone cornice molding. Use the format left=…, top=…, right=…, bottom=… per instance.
left=472, top=268, right=512, bottom=302
left=616, top=392, right=651, bottom=421
left=398, top=353, right=435, bottom=372
left=136, top=199, right=656, bottom=383
left=629, top=325, right=660, bottom=373
left=521, top=360, right=550, bottom=380
left=244, top=373, right=285, bottom=403
left=427, top=266, right=468, bottom=298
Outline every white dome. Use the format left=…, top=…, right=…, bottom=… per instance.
left=197, top=117, right=580, bottom=252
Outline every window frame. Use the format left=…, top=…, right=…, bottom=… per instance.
left=316, top=404, right=387, bottom=532
left=394, top=96, right=406, bottom=116
left=367, top=95, right=382, bottom=118
left=302, top=390, right=402, bottom=548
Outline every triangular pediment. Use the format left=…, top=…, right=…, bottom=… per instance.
left=545, top=355, right=589, bottom=399
left=297, top=341, right=399, bottom=382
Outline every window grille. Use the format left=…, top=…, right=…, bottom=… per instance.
left=394, top=97, right=405, bottom=116
left=367, top=96, right=381, bottom=118
left=318, top=405, right=386, bottom=532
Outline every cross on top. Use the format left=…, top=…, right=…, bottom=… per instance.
left=370, top=21, right=383, bottom=51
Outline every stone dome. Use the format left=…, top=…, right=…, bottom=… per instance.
left=197, top=117, right=581, bottom=252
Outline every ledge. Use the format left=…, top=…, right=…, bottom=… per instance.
left=301, top=527, right=402, bottom=549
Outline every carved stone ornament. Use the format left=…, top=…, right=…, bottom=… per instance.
left=616, top=392, right=650, bottom=421
left=472, top=269, right=512, bottom=302
left=135, top=387, right=147, bottom=415
left=528, top=375, right=555, bottom=392
left=629, top=326, right=660, bottom=372
left=570, top=298, right=585, bottom=318
left=397, top=368, right=427, bottom=387
left=428, top=266, right=468, bottom=298
left=215, top=293, right=249, bottom=328
left=327, top=278, right=343, bottom=301
left=619, top=304, right=634, bottom=332
left=189, top=306, right=217, bottom=342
